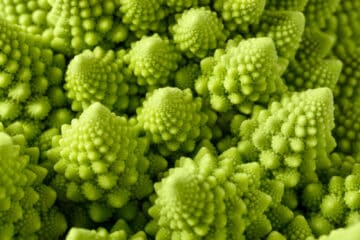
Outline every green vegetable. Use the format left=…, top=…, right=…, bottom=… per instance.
left=146, top=147, right=271, bottom=239
left=171, top=7, right=227, bottom=58
left=51, top=102, right=152, bottom=222
left=0, top=0, right=359, bottom=239
left=137, top=87, right=210, bottom=155
left=0, top=124, right=67, bottom=239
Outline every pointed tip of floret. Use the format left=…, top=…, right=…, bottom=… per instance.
left=292, top=10, right=306, bottom=38
left=291, top=10, right=306, bottom=28
left=237, top=37, right=278, bottom=62
left=0, top=132, right=13, bottom=146
left=162, top=169, right=193, bottom=200
left=147, top=87, right=186, bottom=108
left=80, top=102, right=112, bottom=123
left=307, top=87, right=333, bottom=106
left=153, top=87, right=182, bottom=99
left=135, top=34, right=165, bottom=53
left=244, top=37, right=278, bottom=59
left=328, top=59, right=343, bottom=76
left=325, top=59, right=343, bottom=88
left=250, top=37, right=276, bottom=49
left=68, top=52, right=95, bottom=72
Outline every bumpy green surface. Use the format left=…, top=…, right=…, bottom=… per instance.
left=172, top=7, right=227, bottom=59
left=254, top=10, right=305, bottom=59
left=284, top=29, right=342, bottom=91
left=0, top=0, right=358, bottom=239
left=46, top=0, right=126, bottom=55
left=52, top=102, right=152, bottom=222
left=214, top=0, right=266, bottom=32
left=118, top=0, right=167, bottom=37
left=174, top=63, right=200, bottom=90
left=65, top=227, right=147, bottom=240
left=331, top=1, right=360, bottom=160
left=166, top=0, right=210, bottom=12
left=239, top=88, right=336, bottom=188
left=0, top=0, right=50, bottom=34
left=303, top=0, right=340, bottom=28
left=65, top=47, right=129, bottom=112
left=137, top=87, right=209, bottom=155
left=205, top=37, right=286, bottom=114
left=0, top=124, right=66, bottom=239
left=0, top=18, right=66, bottom=140
left=316, top=222, right=360, bottom=240
left=146, top=147, right=271, bottom=240
left=266, top=0, right=308, bottom=11
left=125, top=35, right=181, bottom=87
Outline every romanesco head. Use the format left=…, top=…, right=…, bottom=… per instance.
left=47, top=0, right=127, bottom=55
left=125, top=35, right=181, bottom=87
left=146, top=147, right=271, bottom=239
left=53, top=102, right=151, bottom=221
left=239, top=88, right=336, bottom=188
left=137, top=87, right=208, bottom=155
left=65, top=47, right=128, bottom=112
left=213, top=0, right=266, bottom=32
left=0, top=19, right=65, bottom=133
left=0, top=126, right=66, bottom=239
left=207, top=37, right=286, bottom=114
left=118, top=0, right=167, bottom=37
left=254, top=11, right=305, bottom=59
left=172, top=7, right=227, bottom=59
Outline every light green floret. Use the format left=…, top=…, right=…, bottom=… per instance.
left=308, top=214, right=333, bottom=237
left=66, top=227, right=147, bottom=240
left=318, top=153, right=357, bottom=181
left=125, top=35, right=181, bottom=87
left=303, top=0, right=340, bottom=28
left=206, top=37, right=286, bottom=114
left=175, top=63, right=200, bottom=90
left=46, top=0, right=128, bottom=55
left=267, top=231, right=287, bottom=240
left=4, top=120, right=43, bottom=141
left=52, top=102, right=152, bottom=222
left=301, top=183, right=324, bottom=212
left=0, top=132, right=31, bottom=239
left=65, top=47, right=129, bottom=112
left=311, top=172, right=360, bottom=230
left=253, top=11, right=305, bottom=59
left=335, top=96, right=360, bottom=158
left=284, top=28, right=342, bottom=91
left=146, top=147, right=272, bottom=240
left=321, top=195, right=346, bottom=225
left=213, top=0, right=266, bottom=32
left=331, top=0, right=360, bottom=159
left=47, top=108, right=74, bottom=129
left=0, top=0, right=51, bottom=34
left=239, top=88, right=336, bottom=188
left=118, top=0, right=167, bottom=37
left=0, top=125, right=67, bottom=240
left=266, top=203, right=294, bottom=231
left=265, top=0, right=308, bottom=11
left=245, top=215, right=272, bottom=239
left=261, top=180, right=296, bottom=231
left=284, top=215, right=313, bottom=240
left=332, top=0, right=360, bottom=55
left=284, top=59, right=342, bottom=91
left=333, top=52, right=360, bottom=159
left=295, top=29, right=336, bottom=62
left=137, top=87, right=209, bottom=155
left=171, top=7, right=227, bottom=59
left=0, top=18, right=65, bottom=136
left=315, top=222, right=360, bottom=240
